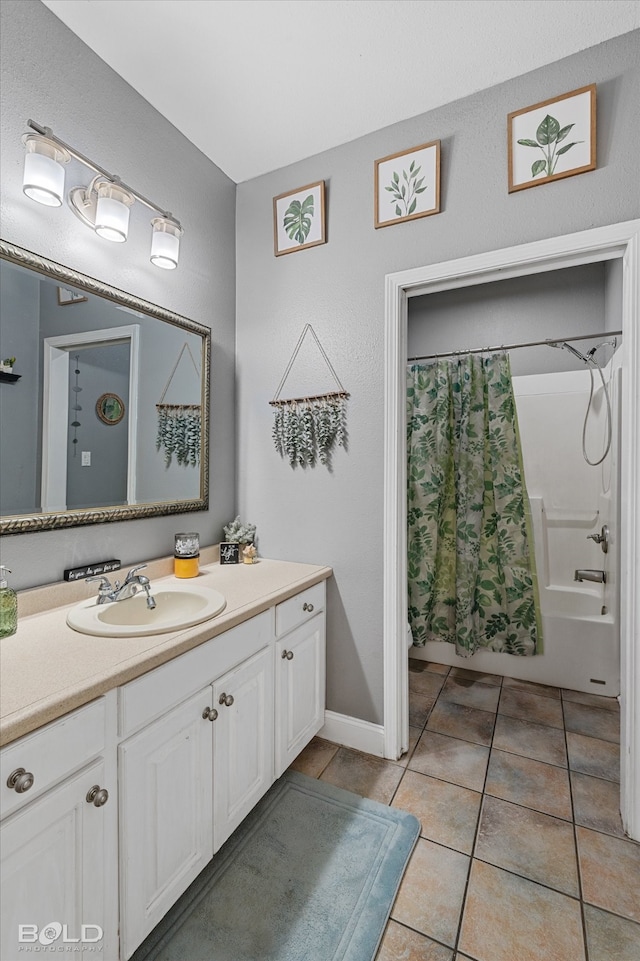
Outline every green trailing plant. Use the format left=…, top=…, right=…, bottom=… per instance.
left=156, top=405, right=201, bottom=468
left=283, top=194, right=315, bottom=244
left=517, top=114, right=582, bottom=179
left=272, top=397, right=347, bottom=469
left=385, top=160, right=427, bottom=217
left=223, top=516, right=256, bottom=544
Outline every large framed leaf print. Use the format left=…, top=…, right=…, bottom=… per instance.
left=508, top=84, right=596, bottom=192
left=374, top=140, right=440, bottom=228
left=273, top=180, right=326, bottom=256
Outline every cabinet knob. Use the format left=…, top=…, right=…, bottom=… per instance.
left=302, top=602, right=314, bottom=613
left=219, top=693, right=234, bottom=707
left=281, top=649, right=294, bottom=660
left=86, top=785, right=109, bottom=807
left=202, top=706, right=218, bottom=721
left=7, top=767, right=35, bottom=794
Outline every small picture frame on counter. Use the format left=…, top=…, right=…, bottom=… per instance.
left=219, top=542, right=241, bottom=565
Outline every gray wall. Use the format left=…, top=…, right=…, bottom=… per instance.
left=0, top=0, right=236, bottom=589
left=236, top=31, right=640, bottom=725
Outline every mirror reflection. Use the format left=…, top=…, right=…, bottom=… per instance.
left=0, top=241, right=210, bottom=534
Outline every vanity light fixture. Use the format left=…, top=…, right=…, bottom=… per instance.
left=21, top=120, right=183, bottom=268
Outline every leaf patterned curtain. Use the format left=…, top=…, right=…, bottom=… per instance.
left=407, top=353, right=542, bottom=657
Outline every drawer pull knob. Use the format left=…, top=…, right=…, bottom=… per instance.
left=303, top=602, right=314, bottom=613
left=86, top=785, right=109, bottom=807
left=281, top=649, right=294, bottom=660
left=7, top=768, right=34, bottom=794
left=219, top=693, right=234, bottom=707
left=202, top=707, right=218, bottom=721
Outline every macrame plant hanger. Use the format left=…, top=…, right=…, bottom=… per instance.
left=156, top=342, right=202, bottom=467
left=270, top=324, right=349, bottom=468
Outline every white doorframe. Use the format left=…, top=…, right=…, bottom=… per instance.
left=383, top=219, right=640, bottom=841
left=41, top=324, right=140, bottom=512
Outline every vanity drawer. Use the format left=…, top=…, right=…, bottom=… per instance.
left=1, top=697, right=107, bottom=819
left=119, top=610, right=272, bottom=738
left=275, top=582, right=325, bottom=637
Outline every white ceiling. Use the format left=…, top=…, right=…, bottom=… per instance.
left=41, top=0, right=640, bottom=184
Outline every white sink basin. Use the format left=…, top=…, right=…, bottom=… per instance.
left=67, top=583, right=226, bottom=637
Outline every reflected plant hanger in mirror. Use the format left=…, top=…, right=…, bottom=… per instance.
left=156, top=342, right=202, bottom=467
left=270, top=324, right=348, bottom=469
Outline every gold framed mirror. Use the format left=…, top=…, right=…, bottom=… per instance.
left=0, top=240, right=210, bottom=534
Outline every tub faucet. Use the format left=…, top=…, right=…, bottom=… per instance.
left=87, top=564, right=156, bottom=609
left=574, top=569, right=607, bottom=584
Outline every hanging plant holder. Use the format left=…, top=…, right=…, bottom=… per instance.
left=270, top=324, right=349, bottom=469
left=156, top=342, right=202, bottom=468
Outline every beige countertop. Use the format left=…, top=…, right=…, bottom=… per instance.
left=0, top=549, right=332, bottom=747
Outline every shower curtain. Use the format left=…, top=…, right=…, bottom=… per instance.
left=407, top=352, right=542, bottom=657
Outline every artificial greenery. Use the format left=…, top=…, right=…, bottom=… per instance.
left=156, top=405, right=201, bottom=468
left=272, top=396, right=347, bottom=469
left=223, top=516, right=257, bottom=544
left=517, top=114, right=582, bottom=179
left=385, top=160, right=428, bottom=217
left=283, top=194, right=315, bottom=244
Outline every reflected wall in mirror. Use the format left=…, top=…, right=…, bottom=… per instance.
left=0, top=240, right=210, bottom=534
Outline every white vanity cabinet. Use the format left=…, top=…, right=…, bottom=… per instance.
left=0, top=697, right=118, bottom=961
left=275, top=583, right=326, bottom=777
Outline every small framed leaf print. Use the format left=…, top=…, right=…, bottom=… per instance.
left=374, top=141, right=440, bottom=228
left=96, top=392, right=125, bottom=425
left=273, top=181, right=326, bottom=256
left=508, top=84, right=596, bottom=192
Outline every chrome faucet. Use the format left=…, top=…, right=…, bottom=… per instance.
left=574, top=569, right=607, bottom=584
left=87, top=565, right=156, bottom=609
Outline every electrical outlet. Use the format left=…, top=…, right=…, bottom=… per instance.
left=81, top=451, right=91, bottom=467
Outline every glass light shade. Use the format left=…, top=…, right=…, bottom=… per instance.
left=22, top=135, right=69, bottom=207
left=95, top=182, right=134, bottom=243
left=150, top=218, right=183, bottom=269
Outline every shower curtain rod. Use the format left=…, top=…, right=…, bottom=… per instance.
left=408, top=329, right=622, bottom=363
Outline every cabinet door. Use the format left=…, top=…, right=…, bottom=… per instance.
left=213, top=646, right=274, bottom=851
left=1, top=758, right=117, bottom=961
left=275, top=611, right=326, bottom=777
left=119, top=687, right=214, bottom=959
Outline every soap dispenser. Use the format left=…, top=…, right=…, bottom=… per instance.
left=0, top=566, right=17, bottom=638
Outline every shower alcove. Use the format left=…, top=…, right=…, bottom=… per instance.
left=382, top=220, right=640, bottom=841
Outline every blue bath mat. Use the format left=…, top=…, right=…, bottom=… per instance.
left=131, top=770, right=420, bottom=961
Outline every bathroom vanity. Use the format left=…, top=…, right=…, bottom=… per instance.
left=0, top=553, right=331, bottom=960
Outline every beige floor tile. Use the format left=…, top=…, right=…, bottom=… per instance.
left=409, top=658, right=451, bottom=676
left=566, top=731, right=620, bottom=781
left=498, top=688, right=564, bottom=729
left=426, top=699, right=495, bottom=747
left=392, top=770, right=481, bottom=855
left=571, top=772, right=627, bottom=839
left=409, top=669, right=447, bottom=698
left=485, top=749, right=572, bottom=820
left=395, top=726, right=422, bottom=769
left=474, top=795, right=579, bottom=896
left=409, top=731, right=489, bottom=792
left=287, top=737, right=339, bottom=778
left=492, top=714, right=567, bottom=767
left=391, top=838, right=469, bottom=948
left=319, top=747, right=404, bottom=804
left=376, top=920, right=454, bottom=961
left=502, top=676, right=561, bottom=699
left=577, top=826, right=640, bottom=922
left=449, top=667, right=502, bottom=687
left=439, top=676, right=501, bottom=713
left=563, top=700, right=620, bottom=743
left=583, top=904, right=640, bottom=961
left=561, top=688, right=620, bottom=712
left=458, top=860, right=585, bottom=961
left=410, top=689, right=438, bottom=728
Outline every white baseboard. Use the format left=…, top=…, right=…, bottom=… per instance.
left=319, top=710, right=385, bottom=758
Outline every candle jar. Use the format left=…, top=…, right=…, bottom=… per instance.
left=174, top=532, right=200, bottom=578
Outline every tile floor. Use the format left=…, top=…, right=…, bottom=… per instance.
left=289, top=660, right=640, bottom=961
